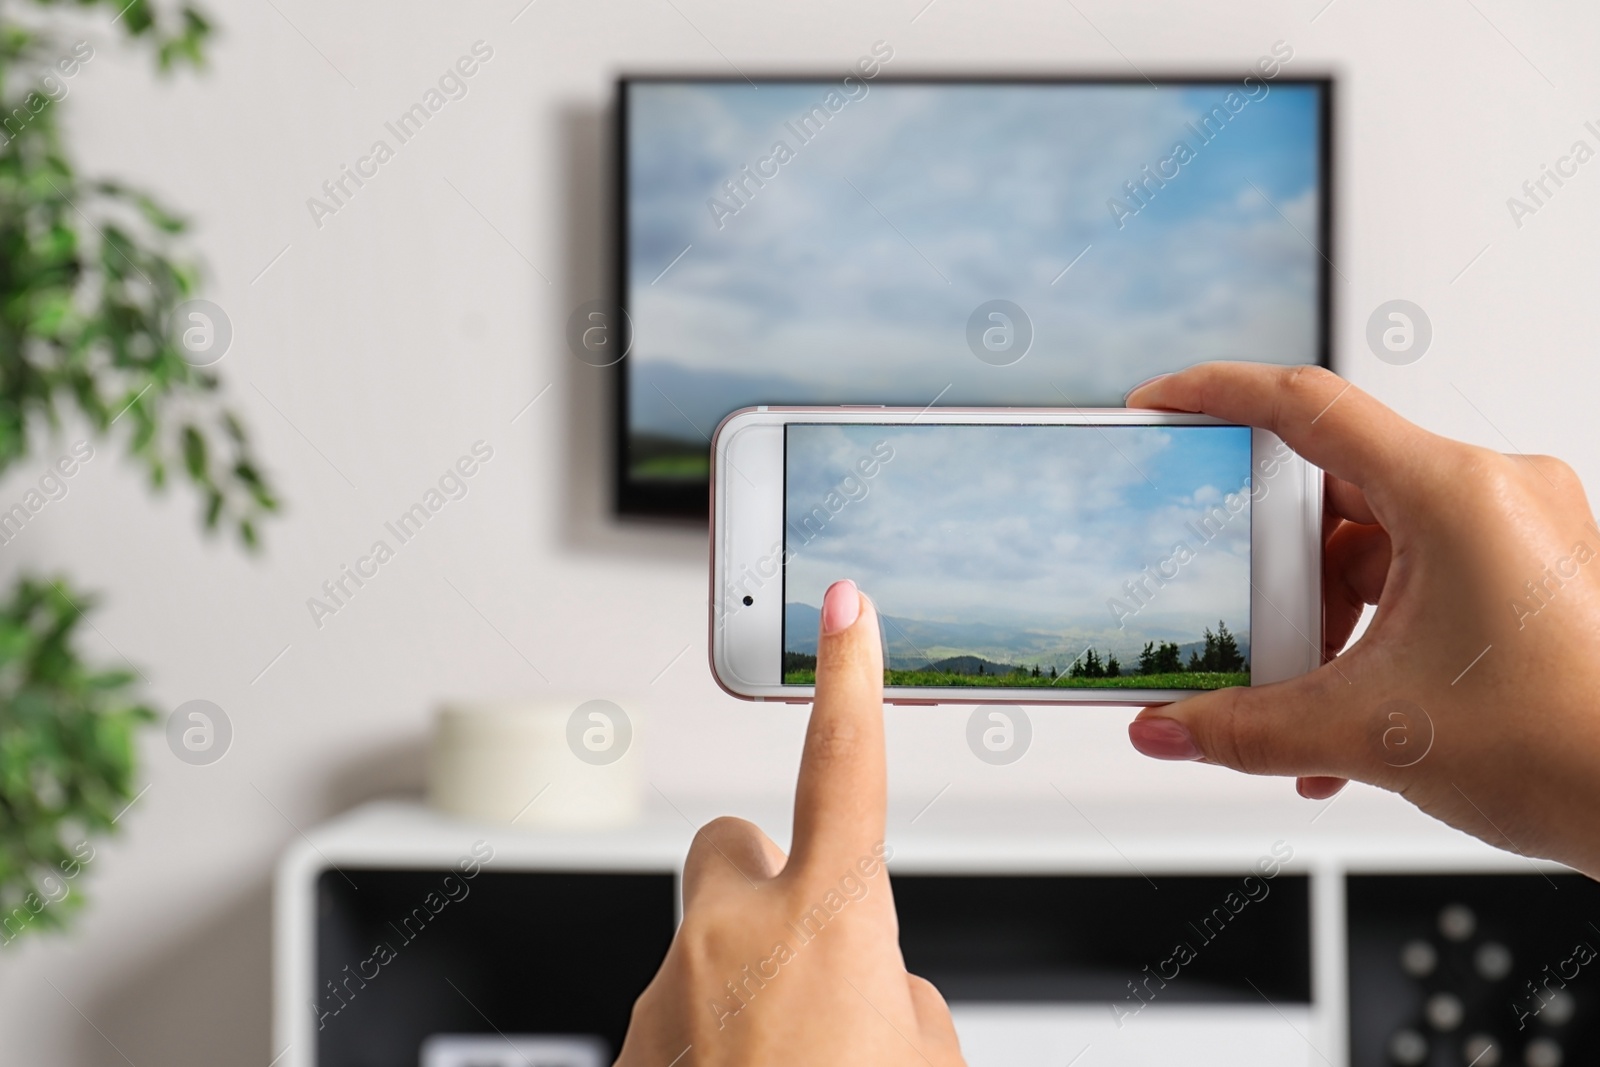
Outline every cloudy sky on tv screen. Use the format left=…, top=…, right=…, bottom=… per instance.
left=626, top=81, right=1321, bottom=481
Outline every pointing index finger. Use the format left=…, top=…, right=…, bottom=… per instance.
left=789, top=580, right=888, bottom=878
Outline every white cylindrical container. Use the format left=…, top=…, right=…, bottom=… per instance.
left=427, top=698, right=641, bottom=827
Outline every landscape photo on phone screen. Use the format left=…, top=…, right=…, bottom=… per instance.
left=782, top=423, right=1253, bottom=690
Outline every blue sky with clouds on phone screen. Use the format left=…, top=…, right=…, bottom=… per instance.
left=783, top=424, right=1252, bottom=661
left=628, top=81, right=1321, bottom=444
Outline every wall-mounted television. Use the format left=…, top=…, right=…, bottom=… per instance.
left=615, top=74, right=1332, bottom=518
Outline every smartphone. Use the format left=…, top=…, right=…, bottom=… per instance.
left=709, top=408, right=1322, bottom=705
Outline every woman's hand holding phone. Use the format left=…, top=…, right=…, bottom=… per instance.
left=1126, top=364, right=1600, bottom=879
left=622, top=360, right=1600, bottom=1056
left=615, top=580, right=966, bottom=1067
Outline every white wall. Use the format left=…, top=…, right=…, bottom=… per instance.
left=3, top=0, right=1598, bottom=1062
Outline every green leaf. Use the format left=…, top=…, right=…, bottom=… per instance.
left=180, top=424, right=204, bottom=479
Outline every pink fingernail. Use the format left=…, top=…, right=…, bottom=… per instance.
left=1128, top=717, right=1203, bottom=761
left=1123, top=373, right=1171, bottom=405
left=1297, top=777, right=1347, bottom=801
left=821, top=580, right=860, bottom=635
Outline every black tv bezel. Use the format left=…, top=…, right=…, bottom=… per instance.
left=613, top=74, right=1335, bottom=521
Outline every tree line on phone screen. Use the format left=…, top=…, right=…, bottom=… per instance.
left=783, top=621, right=1248, bottom=690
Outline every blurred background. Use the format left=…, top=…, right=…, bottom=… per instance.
left=2, top=0, right=1598, bottom=1063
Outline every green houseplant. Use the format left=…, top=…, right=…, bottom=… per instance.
left=0, top=0, right=276, bottom=943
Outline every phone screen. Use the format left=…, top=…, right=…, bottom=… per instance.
left=782, top=423, right=1254, bottom=691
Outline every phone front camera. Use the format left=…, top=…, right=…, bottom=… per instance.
left=742, top=595, right=754, bottom=606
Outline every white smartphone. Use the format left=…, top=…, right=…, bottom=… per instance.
left=709, top=407, right=1323, bottom=706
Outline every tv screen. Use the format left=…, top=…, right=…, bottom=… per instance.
left=616, top=76, right=1331, bottom=517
